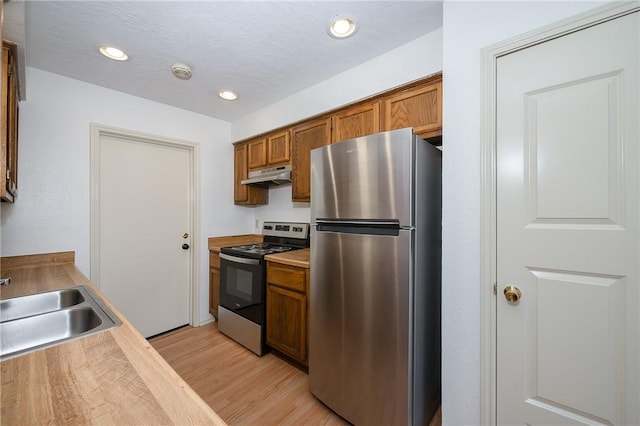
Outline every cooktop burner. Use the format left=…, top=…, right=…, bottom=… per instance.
left=231, top=243, right=294, bottom=255
left=220, top=222, right=310, bottom=259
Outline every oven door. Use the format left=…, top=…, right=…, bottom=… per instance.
left=219, top=253, right=265, bottom=325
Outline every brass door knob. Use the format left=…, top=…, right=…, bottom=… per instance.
left=504, top=285, right=522, bottom=303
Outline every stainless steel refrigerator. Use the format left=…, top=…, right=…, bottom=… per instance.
left=309, top=127, right=441, bottom=425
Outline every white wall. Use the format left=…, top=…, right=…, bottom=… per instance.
left=250, top=185, right=312, bottom=233
left=441, top=1, right=607, bottom=425
left=0, top=67, right=255, bottom=324
left=234, top=29, right=443, bottom=227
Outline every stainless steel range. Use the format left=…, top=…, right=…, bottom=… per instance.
left=218, top=221, right=310, bottom=356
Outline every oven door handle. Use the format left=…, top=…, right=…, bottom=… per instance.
left=220, top=253, right=261, bottom=265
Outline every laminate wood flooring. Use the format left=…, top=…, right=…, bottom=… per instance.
left=150, top=322, right=442, bottom=426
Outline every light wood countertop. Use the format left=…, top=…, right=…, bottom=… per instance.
left=0, top=252, right=226, bottom=425
left=265, top=248, right=310, bottom=269
left=208, top=234, right=263, bottom=252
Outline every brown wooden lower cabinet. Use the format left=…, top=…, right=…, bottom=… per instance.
left=209, top=251, right=220, bottom=319
left=266, top=261, right=308, bottom=365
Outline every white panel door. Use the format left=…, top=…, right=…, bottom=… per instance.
left=95, top=133, right=192, bottom=338
left=497, top=11, right=639, bottom=425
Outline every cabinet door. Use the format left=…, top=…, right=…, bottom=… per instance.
left=267, top=131, right=290, bottom=166
left=209, top=252, right=220, bottom=318
left=234, top=143, right=268, bottom=205
left=383, top=80, right=442, bottom=140
left=234, top=144, right=249, bottom=203
left=266, top=284, right=307, bottom=363
left=291, top=116, right=332, bottom=202
left=247, top=138, right=267, bottom=170
left=1, top=42, right=18, bottom=203
left=332, top=101, right=380, bottom=143
left=267, top=262, right=306, bottom=292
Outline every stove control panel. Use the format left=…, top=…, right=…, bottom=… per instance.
left=262, top=222, right=309, bottom=240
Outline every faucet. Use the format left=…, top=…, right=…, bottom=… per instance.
left=0, top=277, right=11, bottom=286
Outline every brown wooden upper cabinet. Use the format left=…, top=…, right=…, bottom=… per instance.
left=248, top=130, right=291, bottom=171
left=267, top=130, right=290, bottom=166
left=247, top=138, right=267, bottom=170
left=383, top=79, right=442, bottom=140
left=234, top=142, right=268, bottom=206
left=291, top=116, right=332, bottom=202
left=331, top=101, right=381, bottom=143
left=1, top=41, right=19, bottom=203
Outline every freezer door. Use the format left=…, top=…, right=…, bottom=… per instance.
left=309, top=228, right=412, bottom=425
left=310, top=128, right=415, bottom=226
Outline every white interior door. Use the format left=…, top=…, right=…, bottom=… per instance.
left=92, top=130, right=193, bottom=338
left=496, top=11, right=639, bottom=425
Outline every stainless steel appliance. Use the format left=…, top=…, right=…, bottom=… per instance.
left=241, top=164, right=291, bottom=185
left=218, top=221, right=310, bottom=356
left=309, top=128, right=441, bottom=425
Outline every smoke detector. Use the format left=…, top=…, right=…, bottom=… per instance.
left=171, top=63, right=192, bottom=80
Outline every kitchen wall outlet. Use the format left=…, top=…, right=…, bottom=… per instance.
left=254, top=219, right=259, bottom=231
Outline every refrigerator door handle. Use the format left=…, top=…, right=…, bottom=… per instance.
left=315, top=220, right=402, bottom=236
left=315, top=219, right=399, bottom=227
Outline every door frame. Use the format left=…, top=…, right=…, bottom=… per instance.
left=479, top=2, right=639, bottom=424
left=89, top=123, right=201, bottom=328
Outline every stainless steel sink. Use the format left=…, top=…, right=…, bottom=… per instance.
left=0, top=285, right=121, bottom=360
left=0, top=287, right=85, bottom=322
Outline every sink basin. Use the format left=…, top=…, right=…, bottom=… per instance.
left=0, top=285, right=121, bottom=360
left=0, top=287, right=85, bottom=322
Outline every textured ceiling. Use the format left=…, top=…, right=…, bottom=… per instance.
left=15, top=1, right=442, bottom=121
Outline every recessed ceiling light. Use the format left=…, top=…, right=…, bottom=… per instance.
left=219, top=90, right=238, bottom=101
left=328, top=15, right=358, bottom=39
left=99, top=45, right=128, bottom=61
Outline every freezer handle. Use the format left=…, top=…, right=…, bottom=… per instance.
left=315, top=219, right=399, bottom=227
left=315, top=219, right=402, bottom=236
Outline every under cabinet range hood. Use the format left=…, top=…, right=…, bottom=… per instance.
left=241, top=165, right=291, bottom=186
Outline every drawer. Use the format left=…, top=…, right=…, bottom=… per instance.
left=209, top=251, right=220, bottom=269
left=267, top=262, right=306, bottom=293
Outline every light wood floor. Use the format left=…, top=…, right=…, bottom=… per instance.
left=150, top=322, right=441, bottom=426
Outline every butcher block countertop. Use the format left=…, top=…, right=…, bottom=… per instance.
left=265, top=248, right=310, bottom=269
left=0, top=252, right=226, bottom=426
left=208, top=234, right=263, bottom=252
